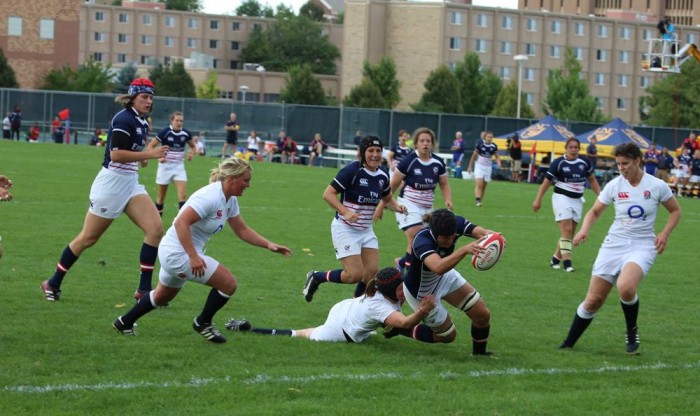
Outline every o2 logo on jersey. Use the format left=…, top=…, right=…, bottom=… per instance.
left=216, top=209, right=223, bottom=218
left=628, top=205, right=646, bottom=220
left=618, top=192, right=630, bottom=199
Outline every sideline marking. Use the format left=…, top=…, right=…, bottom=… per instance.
left=3, top=362, right=698, bottom=393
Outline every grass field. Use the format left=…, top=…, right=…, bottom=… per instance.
left=1, top=141, right=698, bottom=415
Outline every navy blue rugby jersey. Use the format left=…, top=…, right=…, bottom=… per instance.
left=396, top=152, right=447, bottom=208
left=404, top=215, right=477, bottom=298
left=102, top=107, right=150, bottom=173
left=546, top=156, right=594, bottom=198
left=155, top=126, right=193, bottom=163
left=330, top=161, right=390, bottom=230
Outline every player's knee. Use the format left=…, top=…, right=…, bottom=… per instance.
left=343, top=268, right=364, bottom=284
left=433, top=323, right=457, bottom=343
left=219, top=279, right=238, bottom=296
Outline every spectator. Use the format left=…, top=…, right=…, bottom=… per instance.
left=222, top=112, right=240, bottom=159
left=246, top=130, right=262, bottom=157
left=196, top=131, right=207, bottom=156
left=656, top=147, right=674, bottom=182
left=2, top=113, right=11, bottom=140
left=53, top=122, right=66, bottom=144
left=586, top=136, right=599, bottom=169
left=267, top=130, right=286, bottom=163
left=51, top=116, right=60, bottom=133
left=193, top=137, right=205, bottom=156
left=507, top=133, right=523, bottom=182
left=9, top=106, right=21, bottom=141
left=89, top=128, right=103, bottom=146
left=643, top=143, right=660, bottom=176
left=451, top=131, right=466, bottom=179
left=281, top=136, right=298, bottom=164
left=673, top=147, right=692, bottom=194
left=353, top=130, right=363, bottom=146
left=681, top=132, right=696, bottom=154
left=28, top=123, right=40, bottom=143
left=308, top=133, right=328, bottom=167
left=689, top=149, right=700, bottom=195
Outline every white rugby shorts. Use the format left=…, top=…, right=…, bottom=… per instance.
left=403, top=269, right=468, bottom=329
left=88, top=168, right=148, bottom=219
left=309, top=299, right=354, bottom=342
left=331, top=218, right=378, bottom=260
left=394, top=197, right=430, bottom=231
left=552, top=193, right=583, bottom=223
left=157, top=243, right=220, bottom=289
left=591, top=235, right=656, bottom=284
left=156, top=161, right=187, bottom=185
left=474, top=164, right=492, bottom=182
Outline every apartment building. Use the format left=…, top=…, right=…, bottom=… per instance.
left=342, top=0, right=700, bottom=124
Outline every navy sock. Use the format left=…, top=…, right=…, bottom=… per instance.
left=197, top=288, right=231, bottom=325
left=121, top=291, right=157, bottom=325
left=48, top=245, right=79, bottom=289
left=251, top=328, right=293, bottom=336
left=139, top=243, right=158, bottom=292
left=353, top=281, right=367, bottom=297
left=155, top=202, right=164, bottom=217
left=313, top=269, right=343, bottom=284
left=178, top=201, right=186, bottom=209
left=621, top=298, right=640, bottom=332
left=562, top=314, right=593, bottom=347
left=563, top=259, right=573, bottom=269
left=389, top=325, right=435, bottom=343
left=551, top=256, right=561, bottom=265
left=472, top=325, right=490, bottom=354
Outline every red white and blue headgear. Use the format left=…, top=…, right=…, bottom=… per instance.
left=375, top=266, right=403, bottom=301
left=127, top=78, right=155, bottom=96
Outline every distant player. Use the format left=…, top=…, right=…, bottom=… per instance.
left=466, top=131, right=500, bottom=207
left=147, top=111, right=195, bottom=216
left=560, top=143, right=680, bottom=354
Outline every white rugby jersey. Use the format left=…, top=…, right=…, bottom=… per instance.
left=339, top=293, right=401, bottom=342
left=161, top=181, right=239, bottom=251
left=598, top=173, right=673, bottom=239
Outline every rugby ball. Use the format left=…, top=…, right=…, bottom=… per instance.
left=471, top=233, right=505, bottom=271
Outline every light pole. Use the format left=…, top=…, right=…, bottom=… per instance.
left=240, top=85, right=249, bottom=103
left=514, top=54, right=528, bottom=119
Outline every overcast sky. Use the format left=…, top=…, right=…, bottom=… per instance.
left=200, top=0, right=518, bottom=15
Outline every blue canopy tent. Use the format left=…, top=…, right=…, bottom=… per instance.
left=576, top=118, right=652, bottom=158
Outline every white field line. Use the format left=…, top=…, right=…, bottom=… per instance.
left=3, top=361, right=699, bottom=393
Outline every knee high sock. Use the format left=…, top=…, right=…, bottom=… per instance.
left=620, top=295, right=639, bottom=332
left=121, top=290, right=157, bottom=325
left=197, top=288, right=231, bottom=325
left=178, top=201, right=186, bottom=210
left=138, top=243, right=158, bottom=292
left=48, top=245, right=79, bottom=288
left=251, top=328, right=293, bottom=336
left=353, top=282, right=367, bottom=297
left=390, top=324, right=436, bottom=343
left=562, top=303, right=595, bottom=347
left=311, top=269, right=343, bottom=284
left=472, top=325, right=490, bottom=354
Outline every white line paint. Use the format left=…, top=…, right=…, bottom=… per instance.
left=4, top=361, right=698, bottom=393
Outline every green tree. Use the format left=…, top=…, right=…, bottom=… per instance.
left=153, top=61, right=195, bottom=98
left=334, top=11, right=344, bottom=24
left=453, top=52, right=502, bottom=115
left=275, top=4, right=295, bottom=19
left=280, top=64, right=327, bottom=105
left=112, top=63, right=137, bottom=94
left=196, top=71, right=221, bottom=99
left=411, top=66, right=462, bottom=114
left=40, top=58, right=112, bottom=92
left=642, top=61, right=700, bottom=128
left=479, top=69, right=503, bottom=115
left=159, top=0, right=201, bottom=12
left=362, top=56, right=401, bottom=108
left=544, top=47, right=606, bottom=122
left=490, top=79, right=535, bottom=118
left=236, top=0, right=265, bottom=17
left=300, top=1, right=325, bottom=21
left=239, top=15, right=340, bottom=75
left=0, top=48, right=19, bottom=88
left=343, top=78, right=385, bottom=108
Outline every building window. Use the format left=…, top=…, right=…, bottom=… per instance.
left=596, top=49, right=607, bottom=61
left=476, top=14, right=487, bottom=27
left=640, top=76, right=649, bottom=88
left=475, top=39, right=486, bottom=53
left=620, top=26, right=631, bottom=39
left=524, top=68, right=535, bottom=81
left=187, top=38, right=197, bottom=48
left=143, top=15, right=152, bottom=25
left=116, top=53, right=127, bottom=63
left=618, top=74, right=628, bottom=87
left=596, top=97, right=604, bottom=109
left=574, top=22, right=585, bottom=36
left=526, top=93, right=534, bottom=105
left=263, top=93, right=280, bottom=103
left=232, top=21, right=241, bottom=31
left=118, top=13, right=128, bottom=23
left=210, top=39, right=218, bottom=49
left=688, top=33, right=697, bottom=44
left=526, top=18, right=537, bottom=31
left=142, top=35, right=152, bottom=45
left=619, top=50, right=629, bottom=63
left=450, top=37, right=462, bottom=50
left=118, top=33, right=128, bottom=43
left=617, top=98, right=626, bottom=110
left=642, top=29, right=652, bottom=40
left=213, top=59, right=218, bottom=69
left=165, top=16, right=176, bottom=27
left=218, top=91, right=234, bottom=99
left=231, top=41, right=240, bottom=51
left=551, top=20, right=561, bottom=34
left=501, top=16, right=513, bottom=29
left=573, top=47, right=584, bottom=60
left=93, top=52, right=103, bottom=62
left=40, top=19, right=54, bottom=40
left=525, top=43, right=536, bottom=56
left=450, top=12, right=462, bottom=25
left=550, top=45, right=561, bottom=58
left=7, top=16, right=22, bottom=36
left=501, top=41, right=512, bottom=54
left=188, top=18, right=198, bottom=29
left=94, top=32, right=105, bottom=42
left=210, top=20, right=220, bottom=30
left=164, top=36, right=174, bottom=47
left=598, top=25, right=608, bottom=38
left=595, top=73, right=605, bottom=85
left=447, top=62, right=458, bottom=71
left=500, top=66, right=510, bottom=79
left=95, top=12, right=104, bottom=21
left=253, top=23, right=262, bottom=30
left=230, top=60, right=239, bottom=70
left=140, top=55, right=149, bottom=65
